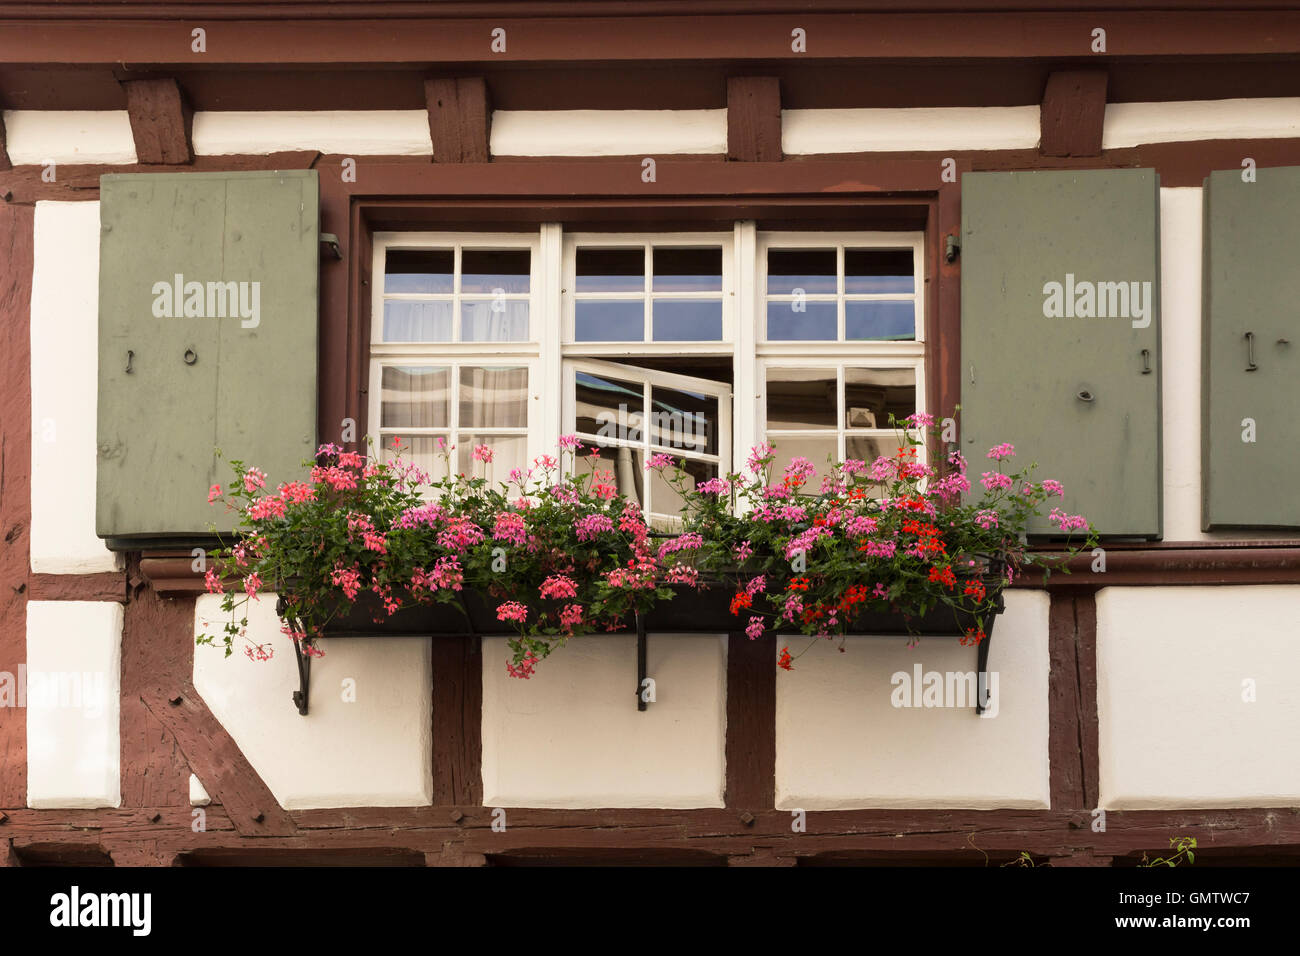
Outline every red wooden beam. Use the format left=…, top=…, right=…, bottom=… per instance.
left=424, top=77, right=491, bottom=163
left=121, top=77, right=194, bottom=165
left=1040, top=69, right=1108, bottom=157
left=727, top=76, right=782, bottom=162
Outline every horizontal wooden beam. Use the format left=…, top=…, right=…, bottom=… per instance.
left=2, top=12, right=1300, bottom=64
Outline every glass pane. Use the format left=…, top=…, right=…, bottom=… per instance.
left=460, top=249, right=531, bottom=294
left=845, top=301, right=916, bottom=341
left=575, top=248, right=644, bottom=293
left=380, top=366, right=449, bottom=428
left=846, top=433, right=905, bottom=466
left=576, top=443, right=645, bottom=509
left=766, top=369, right=836, bottom=429
left=650, top=458, right=717, bottom=518
left=457, top=434, right=529, bottom=483
left=766, top=300, right=836, bottom=341
left=845, top=367, right=917, bottom=428
left=575, top=371, right=644, bottom=440
left=767, top=249, right=836, bottom=295
left=382, top=300, right=453, bottom=342
left=459, top=366, right=529, bottom=429
left=460, top=299, right=530, bottom=342
left=381, top=434, right=450, bottom=483
left=385, top=249, right=453, bottom=294
left=652, top=300, right=723, bottom=341
left=768, top=435, right=837, bottom=485
left=653, top=247, right=722, bottom=292
left=575, top=300, right=644, bottom=341
left=845, top=249, right=915, bottom=294
left=650, top=386, right=717, bottom=454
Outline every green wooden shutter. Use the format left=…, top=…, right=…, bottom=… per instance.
left=96, top=170, right=319, bottom=547
left=1202, top=166, right=1300, bottom=529
left=961, top=169, right=1162, bottom=538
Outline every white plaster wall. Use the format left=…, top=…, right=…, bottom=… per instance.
left=490, top=109, right=728, bottom=156
left=191, top=110, right=433, bottom=156
left=189, top=774, right=211, bottom=807
left=783, top=106, right=1041, bottom=154
left=26, top=600, right=122, bottom=809
left=1096, top=586, right=1300, bottom=809
left=30, top=201, right=120, bottom=575
left=1104, top=98, right=1300, bottom=149
left=1159, top=187, right=1274, bottom=542
left=481, top=634, right=727, bottom=808
left=2, top=110, right=137, bottom=165
left=193, top=594, right=433, bottom=810
left=775, top=590, right=1050, bottom=810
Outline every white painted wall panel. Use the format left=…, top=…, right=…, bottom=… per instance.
left=1097, top=586, right=1300, bottom=809
left=490, top=109, right=728, bottom=156
left=1104, top=98, right=1300, bottom=148
left=30, top=201, right=120, bottom=575
left=26, top=601, right=122, bottom=809
left=775, top=590, right=1050, bottom=810
left=2, top=111, right=137, bottom=165
left=481, top=634, right=727, bottom=808
left=782, top=106, right=1041, bottom=153
left=192, top=110, right=432, bottom=156
left=193, top=594, right=433, bottom=810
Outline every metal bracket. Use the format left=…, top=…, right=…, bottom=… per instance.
left=635, top=612, right=648, bottom=712
left=276, top=594, right=313, bottom=715
left=319, top=232, right=343, bottom=260
left=945, top=234, right=961, bottom=263
left=975, top=632, right=993, bottom=714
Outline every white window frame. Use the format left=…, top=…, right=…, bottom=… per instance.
left=756, top=231, right=926, bottom=349
left=365, top=226, right=928, bottom=491
left=561, top=231, right=736, bottom=355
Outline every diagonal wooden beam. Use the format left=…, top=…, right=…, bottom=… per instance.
left=121, top=77, right=194, bottom=165
left=424, top=77, right=491, bottom=163
left=727, top=76, right=782, bottom=162
left=142, top=680, right=296, bottom=836
left=1040, top=69, right=1108, bottom=157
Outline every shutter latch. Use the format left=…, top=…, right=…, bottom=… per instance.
left=319, top=233, right=342, bottom=260
left=945, top=234, right=961, bottom=263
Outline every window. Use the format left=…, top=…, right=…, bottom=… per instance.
left=369, top=226, right=925, bottom=514
left=369, top=233, right=543, bottom=485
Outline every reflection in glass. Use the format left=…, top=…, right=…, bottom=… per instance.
left=575, top=248, right=644, bottom=293
left=460, top=249, right=531, bottom=294
left=650, top=386, right=716, bottom=453
left=767, top=249, right=836, bottom=295
left=575, top=372, right=644, bottom=439
left=846, top=434, right=905, bottom=466
left=653, top=247, right=722, bottom=292
left=576, top=443, right=645, bottom=509
left=652, top=300, right=723, bottom=341
left=844, top=249, right=915, bottom=294
left=459, top=366, right=529, bottom=429
left=845, top=301, right=915, bottom=341
left=844, top=367, right=916, bottom=428
left=460, top=299, right=530, bottom=342
left=383, top=300, right=453, bottom=342
left=765, top=369, right=836, bottom=429
left=384, top=249, right=453, bottom=294
left=380, top=366, right=449, bottom=428
left=575, top=300, right=644, bottom=341
left=766, top=300, right=836, bottom=340
left=649, top=458, right=717, bottom=520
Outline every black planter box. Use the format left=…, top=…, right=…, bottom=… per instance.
left=303, top=583, right=1003, bottom=640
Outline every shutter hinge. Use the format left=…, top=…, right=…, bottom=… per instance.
left=945, top=234, right=961, bottom=263
left=319, top=233, right=342, bottom=260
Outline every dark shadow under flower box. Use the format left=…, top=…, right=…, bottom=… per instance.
left=280, top=585, right=1003, bottom=717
